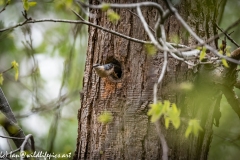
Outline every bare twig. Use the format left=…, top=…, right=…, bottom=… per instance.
left=76, top=0, right=165, bottom=15
left=1, top=18, right=149, bottom=45
left=0, top=88, right=17, bottom=123
left=0, top=112, right=32, bottom=151
left=127, top=9, right=155, bottom=33
left=0, top=135, right=25, bottom=140
left=0, top=1, right=9, bottom=14
left=163, top=0, right=240, bottom=64
left=137, top=6, right=169, bottom=160
left=20, top=134, right=35, bottom=160
left=215, top=24, right=240, bottom=47
left=71, top=9, right=84, bottom=21
left=1, top=66, right=13, bottom=74
left=136, top=7, right=164, bottom=51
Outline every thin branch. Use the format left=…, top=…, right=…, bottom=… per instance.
left=71, top=9, right=84, bottom=21
left=215, top=24, right=240, bottom=47
left=176, top=18, right=240, bottom=53
left=1, top=66, right=13, bottom=74
left=136, top=6, right=164, bottom=51
left=76, top=0, right=165, bottom=15
left=1, top=18, right=149, bottom=45
left=0, top=135, right=25, bottom=140
left=137, top=6, right=169, bottom=160
left=20, top=134, right=35, bottom=160
left=0, top=1, right=9, bottom=14
left=127, top=9, right=155, bottom=33
left=0, top=88, right=17, bottom=123
left=155, top=121, right=169, bottom=160
left=164, top=0, right=240, bottom=64
left=0, top=112, right=32, bottom=151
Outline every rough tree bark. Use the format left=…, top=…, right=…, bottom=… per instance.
left=74, top=0, right=226, bottom=159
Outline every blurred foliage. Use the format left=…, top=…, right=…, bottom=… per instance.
left=148, top=101, right=181, bottom=129
left=199, top=47, right=206, bottom=61
left=144, top=43, right=157, bottom=55
left=208, top=0, right=240, bottom=159
left=0, top=0, right=87, bottom=157
left=106, top=9, right=120, bottom=23
left=98, top=111, right=113, bottom=125
left=185, top=119, right=203, bottom=138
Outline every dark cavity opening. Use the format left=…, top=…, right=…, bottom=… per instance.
left=106, top=57, right=122, bottom=80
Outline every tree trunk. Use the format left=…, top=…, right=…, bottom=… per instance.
left=74, top=0, right=221, bottom=159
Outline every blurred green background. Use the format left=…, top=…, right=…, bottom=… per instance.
left=0, top=0, right=240, bottom=159
left=208, top=0, right=240, bottom=160
left=0, top=0, right=87, bottom=157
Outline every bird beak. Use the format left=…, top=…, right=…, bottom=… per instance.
left=93, top=64, right=100, bottom=68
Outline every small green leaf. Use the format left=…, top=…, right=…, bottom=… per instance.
left=163, top=100, right=171, bottom=113
left=0, top=74, right=3, bottom=85
left=98, top=111, right=113, bottom=124
left=107, top=10, right=120, bottom=23
left=148, top=101, right=163, bottom=122
left=11, top=60, right=19, bottom=81
left=167, top=103, right=181, bottom=129
left=28, top=1, right=37, bottom=7
left=101, top=3, right=110, bottom=11
left=196, top=46, right=202, bottom=50
left=22, top=0, right=29, bottom=11
left=144, top=44, right=157, bottom=55
left=185, top=119, right=203, bottom=138
left=22, top=0, right=36, bottom=11
left=185, top=125, right=191, bottom=138
left=226, top=46, right=231, bottom=57
left=178, top=82, right=193, bottom=91
left=170, top=35, right=180, bottom=44
left=199, top=47, right=206, bottom=61
left=221, top=59, right=229, bottom=68
left=165, top=117, right=170, bottom=129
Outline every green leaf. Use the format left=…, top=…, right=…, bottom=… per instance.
left=98, top=111, right=113, bottom=124
left=0, top=74, right=3, bottom=85
left=162, top=100, right=170, bottom=114
left=165, top=117, right=170, bottom=129
left=148, top=101, right=164, bottom=123
left=185, top=119, right=203, bottom=138
left=107, top=10, right=120, bottom=23
left=11, top=60, right=19, bottom=81
left=221, top=59, right=229, bottom=68
left=166, top=103, right=181, bottom=129
left=144, top=44, right=157, bottom=55
left=171, top=104, right=181, bottom=128
left=185, top=125, right=192, bottom=138
left=226, top=46, right=231, bottom=57
left=101, top=3, right=110, bottom=11
left=28, top=1, right=37, bottom=7
left=22, top=0, right=29, bottom=11
left=148, top=100, right=180, bottom=128
left=178, top=82, right=193, bottom=91
left=219, top=50, right=223, bottom=55
left=170, top=35, right=180, bottom=44
left=22, top=0, right=36, bottom=11
left=199, top=47, right=206, bottom=61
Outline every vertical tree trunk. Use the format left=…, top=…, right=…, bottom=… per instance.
left=74, top=0, right=220, bottom=159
